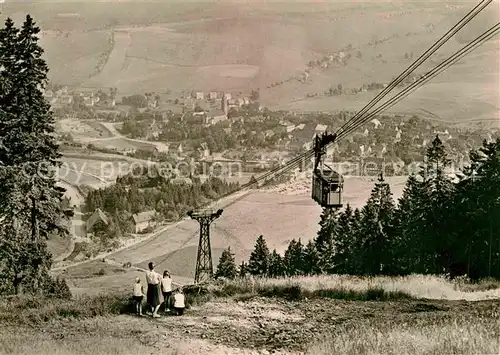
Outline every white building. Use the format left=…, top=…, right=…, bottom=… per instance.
left=132, top=210, right=157, bottom=233
left=314, top=124, right=328, bottom=136
left=154, top=143, right=170, bottom=154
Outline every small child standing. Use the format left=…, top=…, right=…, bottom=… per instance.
left=161, top=270, right=173, bottom=312
left=133, top=277, right=144, bottom=316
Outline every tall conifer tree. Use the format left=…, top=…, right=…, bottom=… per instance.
left=421, top=135, right=454, bottom=273
left=283, top=239, right=304, bottom=276
left=393, top=174, right=426, bottom=274
left=359, top=173, right=396, bottom=275
left=454, top=138, right=500, bottom=279
left=268, top=249, right=284, bottom=277
left=215, top=246, right=238, bottom=279
left=0, top=16, right=71, bottom=294
left=315, top=208, right=337, bottom=273
left=331, top=204, right=353, bottom=273
left=302, top=240, right=320, bottom=275
left=247, top=235, right=270, bottom=276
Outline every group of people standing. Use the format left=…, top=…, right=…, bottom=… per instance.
left=133, top=261, right=185, bottom=318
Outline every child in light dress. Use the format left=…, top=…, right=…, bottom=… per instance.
left=133, top=277, right=145, bottom=316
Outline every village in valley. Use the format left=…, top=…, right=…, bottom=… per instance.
left=47, top=75, right=499, bottom=267
left=1, top=1, right=499, bottom=355
left=49, top=82, right=496, bottom=170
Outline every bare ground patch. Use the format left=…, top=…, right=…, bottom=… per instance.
left=56, top=119, right=113, bottom=140
left=2, top=297, right=498, bottom=355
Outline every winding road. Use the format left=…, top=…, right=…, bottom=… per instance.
left=54, top=117, right=258, bottom=272
left=51, top=190, right=253, bottom=292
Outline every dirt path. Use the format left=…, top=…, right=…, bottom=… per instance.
left=19, top=297, right=500, bottom=355
left=53, top=207, right=85, bottom=263
left=49, top=183, right=86, bottom=263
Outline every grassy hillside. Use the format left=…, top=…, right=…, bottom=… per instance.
left=20, top=273, right=498, bottom=354
left=51, top=176, right=407, bottom=296
left=1, top=1, right=497, bottom=121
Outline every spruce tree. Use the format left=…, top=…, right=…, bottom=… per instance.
left=247, top=235, right=270, bottom=276
left=315, top=207, right=337, bottom=273
left=348, top=207, right=363, bottom=274
left=238, top=261, right=248, bottom=277
left=331, top=204, right=353, bottom=273
left=302, top=240, right=320, bottom=275
left=215, top=246, right=238, bottom=279
left=393, top=174, right=426, bottom=274
left=0, top=16, right=71, bottom=294
left=268, top=249, right=284, bottom=278
left=420, top=135, right=455, bottom=273
left=359, top=173, right=396, bottom=275
left=454, top=138, right=500, bottom=279
left=315, top=208, right=336, bottom=253
left=283, top=239, right=304, bottom=276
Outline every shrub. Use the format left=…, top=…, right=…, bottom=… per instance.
left=43, top=277, right=72, bottom=300
left=0, top=294, right=134, bottom=326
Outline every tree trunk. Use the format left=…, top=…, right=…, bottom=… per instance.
left=488, top=209, right=492, bottom=277
left=13, top=271, right=23, bottom=295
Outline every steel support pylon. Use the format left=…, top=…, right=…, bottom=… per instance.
left=188, top=208, right=223, bottom=284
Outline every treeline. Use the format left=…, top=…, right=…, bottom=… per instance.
left=85, top=167, right=239, bottom=233
left=216, top=136, right=500, bottom=280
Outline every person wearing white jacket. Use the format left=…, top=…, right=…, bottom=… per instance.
left=173, top=288, right=185, bottom=316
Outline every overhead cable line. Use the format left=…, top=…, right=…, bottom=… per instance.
left=253, top=14, right=500, bottom=189
left=336, top=22, right=500, bottom=141
left=188, top=0, right=495, bottom=212
left=334, top=0, right=493, bottom=138
left=201, top=15, right=498, bottom=205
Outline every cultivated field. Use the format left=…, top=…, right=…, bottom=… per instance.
left=270, top=41, right=500, bottom=122
left=39, top=30, right=112, bottom=86
left=3, top=1, right=497, bottom=122
left=85, top=31, right=132, bottom=89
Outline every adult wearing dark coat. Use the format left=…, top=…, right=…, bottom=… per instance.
left=145, top=261, right=163, bottom=318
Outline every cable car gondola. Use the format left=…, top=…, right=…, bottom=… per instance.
left=311, top=132, right=344, bottom=209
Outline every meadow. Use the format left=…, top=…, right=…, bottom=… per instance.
left=2, top=1, right=498, bottom=122
left=1, top=274, right=499, bottom=355
left=39, top=30, right=112, bottom=86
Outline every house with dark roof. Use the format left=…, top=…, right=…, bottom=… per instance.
left=85, top=208, right=108, bottom=233
left=290, top=122, right=317, bottom=150
left=131, top=210, right=157, bottom=233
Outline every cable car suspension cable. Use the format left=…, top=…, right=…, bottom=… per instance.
left=189, top=0, right=495, bottom=212
left=198, top=149, right=315, bottom=209
left=336, top=22, right=500, bottom=141
left=334, top=0, right=493, bottom=138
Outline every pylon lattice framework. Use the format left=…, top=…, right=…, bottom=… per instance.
left=188, top=208, right=223, bottom=284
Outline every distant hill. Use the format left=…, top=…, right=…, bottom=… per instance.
left=1, top=1, right=498, bottom=121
